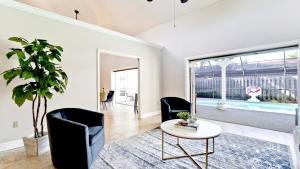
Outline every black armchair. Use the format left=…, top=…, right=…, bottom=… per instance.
left=46, top=108, right=105, bottom=169
left=160, top=97, right=191, bottom=122
left=100, top=90, right=115, bottom=109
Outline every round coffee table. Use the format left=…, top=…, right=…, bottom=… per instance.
left=160, top=119, right=222, bottom=169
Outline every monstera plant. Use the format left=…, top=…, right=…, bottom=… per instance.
left=2, top=37, right=67, bottom=155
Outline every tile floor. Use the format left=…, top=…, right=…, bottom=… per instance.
left=0, top=104, right=297, bottom=169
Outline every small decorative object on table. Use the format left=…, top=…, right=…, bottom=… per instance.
left=176, top=112, right=199, bottom=130
left=177, top=112, right=190, bottom=121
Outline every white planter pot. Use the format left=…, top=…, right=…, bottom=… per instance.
left=217, top=102, right=227, bottom=111
left=23, top=132, right=49, bottom=156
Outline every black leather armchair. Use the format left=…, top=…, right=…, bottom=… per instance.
left=161, top=97, right=191, bottom=122
left=46, top=108, right=105, bottom=169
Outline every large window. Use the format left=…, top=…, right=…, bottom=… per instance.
left=226, top=49, right=298, bottom=103
left=194, top=60, right=221, bottom=99
left=191, top=46, right=299, bottom=114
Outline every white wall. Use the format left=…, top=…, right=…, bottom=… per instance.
left=138, top=0, right=300, bottom=99
left=0, top=2, right=161, bottom=143
left=100, top=53, right=138, bottom=92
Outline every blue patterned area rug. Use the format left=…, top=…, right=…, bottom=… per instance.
left=92, top=129, right=293, bottom=169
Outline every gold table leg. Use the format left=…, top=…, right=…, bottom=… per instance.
left=205, top=139, right=208, bottom=169
left=212, top=138, right=215, bottom=153
left=161, top=131, right=164, bottom=160
left=161, top=133, right=215, bottom=169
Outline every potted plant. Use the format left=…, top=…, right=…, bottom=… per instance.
left=177, top=112, right=190, bottom=122
left=1, top=37, right=68, bottom=156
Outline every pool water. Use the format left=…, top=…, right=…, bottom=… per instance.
left=197, top=98, right=298, bottom=115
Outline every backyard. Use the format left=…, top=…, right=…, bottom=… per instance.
left=192, top=47, right=299, bottom=114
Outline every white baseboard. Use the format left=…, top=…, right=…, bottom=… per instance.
left=0, top=139, right=23, bottom=152
left=141, top=111, right=160, bottom=119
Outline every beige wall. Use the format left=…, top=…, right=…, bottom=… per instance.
left=100, top=53, right=138, bottom=92
left=0, top=2, right=161, bottom=143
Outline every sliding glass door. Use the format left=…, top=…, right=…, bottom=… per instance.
left=189, top=46, right=299, bottom=114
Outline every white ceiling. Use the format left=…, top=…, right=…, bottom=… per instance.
left=16, top=0, right=221, bottom=35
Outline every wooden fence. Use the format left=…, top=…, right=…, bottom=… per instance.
left=196, top=75, right=297, bottom=103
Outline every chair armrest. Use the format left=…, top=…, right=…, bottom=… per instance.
left=161, top=100, right=171, bottom=113
left=183, top=100, right=192, bottom=112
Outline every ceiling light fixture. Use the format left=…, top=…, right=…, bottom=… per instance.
left=74, top=10, right=79, bottom=20
left=147, top=0, right=189, bottom=28
left=147, top=0, right=189, bottom=3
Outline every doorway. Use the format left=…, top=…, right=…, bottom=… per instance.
left=97, top=50, right=140, bottom=118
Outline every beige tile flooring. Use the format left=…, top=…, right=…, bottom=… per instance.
left=0, top=104, right=160, bottom=169
left=0, top=104, right=297, bottom=169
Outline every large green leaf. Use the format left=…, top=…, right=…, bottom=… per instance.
left=26, top=93, right=33, bottom=101
left=24, top=45, right=34, bottom=55
left=12, top=85, right=27, bottom=106
left=19, top=58, right=30, bottom=68
left=57, top=79, right=66, bottom=89
left=49, top=49, right=62, bottom=62
left=10, top=49, right=25, bottom=59
left=16, top=50, right=25, bottom=59
left=8, top=37, right=28, bottom=45
left=12, top=85, right=25, bottom=97
left=6, top=51, right=16, bottom=59
left=39, top=88, right=49, bottom=97
left=37, top=39, right=47, bottom=42
left=45, top=91, right=53, bottom=99
left=55, top=46, right=63, bottom=52
left=14, top=96, right=26, bottom=107
left=3, top=69, right=22, bottom=85
left=12, top=84, right=35, bottom=105
left=24, top=85, right=34, bottom=101
left=21, top=71, right=33, bottom=79
left=45, top=63, right=55, bottom=72
left=49, top=78, right=60, bottom=89
left=57, top=69, right=68, bottom=85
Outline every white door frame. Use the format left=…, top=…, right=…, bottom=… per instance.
left=96, top=49, right=141, bottom=118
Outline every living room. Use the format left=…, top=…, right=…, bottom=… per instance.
left=0, top=0, right=299, bottom=169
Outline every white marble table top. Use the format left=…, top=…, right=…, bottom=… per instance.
left=160, top=119, right=222, bottom=139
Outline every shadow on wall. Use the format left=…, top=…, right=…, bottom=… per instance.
left=161, top=49, right=185, bottom=98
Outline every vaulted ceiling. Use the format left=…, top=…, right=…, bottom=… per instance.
left=16, top=0, right=221, bottom=35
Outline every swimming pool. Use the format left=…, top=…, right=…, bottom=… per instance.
left=197, top=98, right=298, bottom=114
